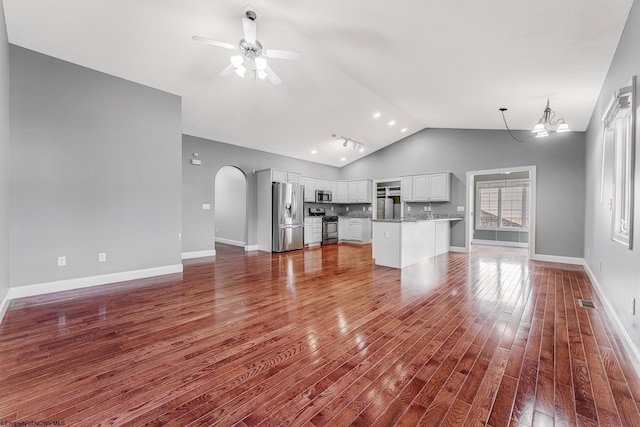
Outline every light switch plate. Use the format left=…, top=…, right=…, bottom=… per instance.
left=202, top=203, right=211, bottom=210
left=457, top=206, right=465, bottom=212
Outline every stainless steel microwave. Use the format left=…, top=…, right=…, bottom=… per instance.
left=315, top=190, right=332, bottom=203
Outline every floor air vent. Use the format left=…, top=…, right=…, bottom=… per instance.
left=579, top=299, right=596, bottom=309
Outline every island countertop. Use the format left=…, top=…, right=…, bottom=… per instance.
left=372, top=216, right=462, bottom=223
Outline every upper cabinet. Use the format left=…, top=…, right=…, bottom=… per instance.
left=272, top=169, right=301, bottom=184
left=300, top=176, right=317, bottom=202
left=401, top=177, right=413, bottom=201
left=402, top=172, right=451, bottom=202
left=336, top=181, right=349, bottom=203
left=348, top=180, right=372, bottom=203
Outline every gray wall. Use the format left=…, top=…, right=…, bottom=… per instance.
left=341, top=128, right=586, bottom=256
left=9, top=46, right=182, bottom=287
left=584, top=0, right=640, bottom=349
left=0, top=3, right=9, bottom=300
left=182, top=134, right=340, bottom=253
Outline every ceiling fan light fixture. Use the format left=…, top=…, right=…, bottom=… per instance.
left=234, top=65, right=246, bottom=78
left=255, top=56, right=267, bottom=71
left=256, top=69, right=267, bottom=79
left=230, top=55, right=244, bottom=68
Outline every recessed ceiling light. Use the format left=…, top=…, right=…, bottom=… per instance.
left=388, top=120, right=396, bottom=126
left=373, top=112, right=381, bottom=118
left=401, top=128, right=408, bottom=133
left=311, top=149, right=317, bottom=154
left=340, top=157, right=346, bottom=162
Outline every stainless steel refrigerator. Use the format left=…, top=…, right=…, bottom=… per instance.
left=272, top=182, right=304, bottom=252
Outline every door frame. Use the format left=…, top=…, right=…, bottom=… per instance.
left=465, top=165, right=537, bottom=258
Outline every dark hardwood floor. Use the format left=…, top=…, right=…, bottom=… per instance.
left=1, top=243, right=639, bottom=426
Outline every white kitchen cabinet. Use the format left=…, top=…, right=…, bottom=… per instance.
left=347, top=180, right=372, bottom=203
left=338, top=217, right=348, bottom=240
left=336, top=181, right=349, bottom=203
left=301, top=176, right=317, bottom=202
left=304, top=217, right=322, bottom=245
left=428, top=172, right=451, bottom=201
left=407, top=173, right=451, bottom=202
left=412, top=175, right=429, bottom=201
left=331, top=181, right=338, bottom=197
left=317, top=179, right=332, bottom=191
left=271, top=169, right=301, bottom=184
left=401, top=177, right=413, bottom=201
left=349, top=219, right=362, bottom=240
left=340, top=217, right=371, bottom=243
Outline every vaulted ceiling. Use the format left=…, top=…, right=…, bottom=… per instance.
left=3, top=0, right=634, bottom=166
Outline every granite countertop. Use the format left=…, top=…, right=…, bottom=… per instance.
left=373, top=215, right=462, bottom=223
left=338, top=213, right=373, bottom=218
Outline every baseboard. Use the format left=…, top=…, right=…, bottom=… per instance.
left=473, top=239, right=528, bottom=248
left=0, top=288, right=10, bottom=326
left=449, top=246, right=467, bottom=253
left=182, top=250, right=216, bottom=259
left=244, top=245, right=259, bottom=252
left=583, top=262, right=640, bottom=377
left=530, top=253, right=584, bottom=265
left=215, top=237, right=246, bottom=247
left=8, top=264, right=184, bottom=300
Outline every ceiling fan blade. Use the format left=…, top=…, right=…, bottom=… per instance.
left=192, top=35, right=236, bottom=51
left=264, top=65, right=282, bottom=85
left=220, top=63, right=235, bottom=77
left=242, top=17, right=257, bottom=44
left=264, top=49, right=303, bottom=61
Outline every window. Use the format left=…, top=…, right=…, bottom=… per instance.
left=476, top=179, right=529, bottom=231
left=602, top=76, right=635, bottom=249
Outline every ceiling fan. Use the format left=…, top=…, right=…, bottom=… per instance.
left=192, top=6, right=303, bottom=85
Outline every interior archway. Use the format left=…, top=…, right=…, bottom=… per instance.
left=214, top=166, right=247, bottom=248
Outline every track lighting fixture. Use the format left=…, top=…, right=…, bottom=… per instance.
left=332, top=134, right=365, bottom=152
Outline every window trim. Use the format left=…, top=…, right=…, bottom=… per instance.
left=602, top=76, right=636, bottom=249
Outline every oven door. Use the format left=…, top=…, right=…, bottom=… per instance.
left=322, top=220, right=338, bottom=244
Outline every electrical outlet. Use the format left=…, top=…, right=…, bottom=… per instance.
left=98, top=252, right=107, bottom=262
left=57, top=256, right=66, bottom=267
left=457, top=206, right=465, bottom=212
left=362, top=207, right=365, bottom=211
left=423, top=206, right=428, bottom=211
left=346, top=207, right=349, bottom=211
left=407, top=206, right=411, bottom=212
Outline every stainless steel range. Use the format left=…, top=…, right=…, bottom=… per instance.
left=308, top=207, right=338, bottom=245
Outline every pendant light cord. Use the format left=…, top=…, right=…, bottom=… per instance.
left=499, top=108, right=529, bottom=143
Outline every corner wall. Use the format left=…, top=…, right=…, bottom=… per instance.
left=0, top=3, right=10, bottom=311
left=9, top=46, right=183, bottom=289
left=584, top=0, right=640, bottom=354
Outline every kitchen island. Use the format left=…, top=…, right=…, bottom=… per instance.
left=372, top=217, right=461, bottom=268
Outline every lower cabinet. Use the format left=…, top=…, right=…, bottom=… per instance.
left=339, top=217, right=371, bottom=244
left=304, top=218, right=322, bottom=245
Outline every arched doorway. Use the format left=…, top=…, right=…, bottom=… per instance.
left=214, top=166, right=247, bottom=248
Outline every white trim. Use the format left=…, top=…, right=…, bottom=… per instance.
left=182, top=250, right=216, bottom=259
left=244, top=245, right=259, bottom=252
left=473, top=239, right=528, bottom=248
left=8, top=264, right=184, bottom=300
left=583, top=262, right=640, bottom=377
left=530, top=253, right=583, bottom=265
left=215, top=237, right=246, bottom=247
left=449, top=246, right=467, bottom=253
left=0, top=289, right=10, bottom=325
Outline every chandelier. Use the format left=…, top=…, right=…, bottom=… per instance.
left=530, top=99, right=571, bottom=138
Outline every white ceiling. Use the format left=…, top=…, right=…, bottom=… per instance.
left=2, top=0, right=634, bottom=167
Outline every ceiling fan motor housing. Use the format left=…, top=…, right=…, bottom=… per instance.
left=244, top=9, right=257, bottom=21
